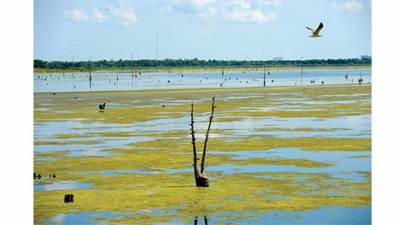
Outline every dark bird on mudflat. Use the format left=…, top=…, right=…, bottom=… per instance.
left=99, top=103, right=106, bottom=110
left=306, top=22, right=324, bottom=37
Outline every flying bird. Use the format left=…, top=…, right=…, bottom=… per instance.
left=306, top=22, right=324, bottom=37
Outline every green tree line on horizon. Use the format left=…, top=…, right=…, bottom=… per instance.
left=34, top=58, right=371, bottom=71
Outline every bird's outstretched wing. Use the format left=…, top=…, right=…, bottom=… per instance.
left=314, top=22, right=324, bottom=35
left=306, top=26, right=314, bottom=33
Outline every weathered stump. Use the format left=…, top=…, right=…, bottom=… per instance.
left=64, top=194, right=74, bottom=203
left=195, top=176, right=209, bottom=187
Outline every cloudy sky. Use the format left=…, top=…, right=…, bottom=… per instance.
left=33, top=0, right=372, bottom=61
left=1, top=2, right=399, bottom=221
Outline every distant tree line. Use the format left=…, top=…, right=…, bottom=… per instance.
left=34, top=58, right=371, bottom=71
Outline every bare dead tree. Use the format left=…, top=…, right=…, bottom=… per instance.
left=191, top=97, right=216, bottom=187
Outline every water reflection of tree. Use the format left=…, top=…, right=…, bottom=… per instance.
left=194, top=215, right=208, bottom=225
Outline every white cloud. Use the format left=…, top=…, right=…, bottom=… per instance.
left=232, top=0, right=251, bottom=10
left=93, top=7, right=108, bottom=22
left=192, top=0, right=216, bottom=8
left=63, top=7, right=89, bottom=22
left=251, top=10, right=276, bottom=23
left=110, top=7, right=137, bottom=27
left=332, top=0, right=370, bottom=12
left=158, top=0, right=218, bottom=21
left=226, top=9, right=276, bottom=23
left=257, top=0, right=282, bottom=7
left=63, top=0, right=137, bottom=27
left=224, top=0, right=277, bottom=23
left=159, top=0, right=216, bottom=13
left=157, top=0, right=277, bottom=24
left=109, top=0, right=137, bottom=27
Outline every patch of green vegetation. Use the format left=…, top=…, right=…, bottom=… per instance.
left=35, top=140, right=100, bottom=145
left=34, top=171, right=371, bottom=223
left=208, top=136, right=370, bottom=151
left=52, top=133, right=95, bottom=139
left=230, top=157, right=333, bottom=168
left=34, top=84, right=371, bottom=224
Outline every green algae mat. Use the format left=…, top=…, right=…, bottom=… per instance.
left=34, top=84, right=371, bottom=224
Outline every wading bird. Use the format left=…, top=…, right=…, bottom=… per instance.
left=99, top=103, right=106, bottom=110
left=306, top=22, right=324, bottom=37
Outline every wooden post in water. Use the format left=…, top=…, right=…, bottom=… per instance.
left=72, top=56, right=75, bottom=91
left=301, top=56, right=303, bottom=86
left=190, top=97, right=216, bottom=187
left=131, top=53, right=134, bottom=90
left=263, top=66, right=266, bottom=87
left=89, top=58, right=92, bottom=91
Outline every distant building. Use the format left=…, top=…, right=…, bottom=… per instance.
left=361, top=55, right=371, bottom=60
left=273, top=57, right=283, bottom=61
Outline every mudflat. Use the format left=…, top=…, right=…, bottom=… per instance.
left=34, top=83, right=371, bottom=224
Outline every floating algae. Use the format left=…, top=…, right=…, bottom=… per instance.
left=34, top=84, right=371, bottom=224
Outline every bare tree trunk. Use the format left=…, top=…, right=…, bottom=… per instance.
left=191, top=97, right=216, bottom=187
left=200, top=97, right=216, bottom=175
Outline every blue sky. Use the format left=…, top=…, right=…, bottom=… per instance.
left=34, top=0, right=372, bottom=61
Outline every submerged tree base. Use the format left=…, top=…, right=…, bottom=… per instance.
left=195, top=175, right=209, bottom=187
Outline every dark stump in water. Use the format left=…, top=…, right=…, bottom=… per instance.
left=195, top=176, right=209, bottom=187
left=64, top=194, right=74, bottom=203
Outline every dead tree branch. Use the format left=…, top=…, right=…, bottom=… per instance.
left=200, top=97, right=216, bottom=174
left=190, top=97, right=216, bottom=187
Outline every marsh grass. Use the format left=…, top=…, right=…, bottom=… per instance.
left=34, top=84, right=371, bottom=224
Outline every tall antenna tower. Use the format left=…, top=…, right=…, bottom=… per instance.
left=156, top=32, right=159, bottom=60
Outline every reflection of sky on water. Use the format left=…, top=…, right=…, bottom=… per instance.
left=208, top=147, right=371, bottom=182
left=40, top=205, right=370, bottom=224
left=212, top=114, right=371, bottom=138
left=34, top=113, right=370, bottom=156
left=215, top=206, right=371, bottom=224
left=44, top=211, right=127, bottom=225
left=74, top=147, right=370, bottom=182
left=34, top=69, right=371, bottom=93
left=167, top=164, right=369, bottom=183
left=34, top=180, right=93, bottom=191
left=34, top=120, right=154, bottom=156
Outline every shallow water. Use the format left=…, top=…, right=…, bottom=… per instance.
left=34, top=180, right=93, bottom=191
left=34, top=113, right=370, bottom=157
left=41, top=211, right=130, bottom=225
left=168, top=147, right=370, bottom=183
left=34, top=70, right=371, bottom=224
left=34, top=120, right=155, bottom=156
left=213, top=114, right=371, bottom=138
left=40, top=206, right=370, bottom=224
left=34, top=69, right=371, bottom=93
left=76, top=147, right=370, bottom=184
